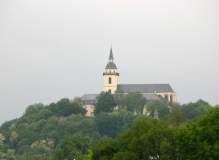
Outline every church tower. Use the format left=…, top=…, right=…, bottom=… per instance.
left=103, top=47, right=119, bottom=93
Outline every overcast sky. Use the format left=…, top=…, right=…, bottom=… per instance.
left=0, top=0, right=219, bottom=125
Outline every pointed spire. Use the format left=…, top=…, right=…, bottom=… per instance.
left=109, top=46, right=114, bottom=62
left=154, top=109, right=159, bottom=119
left=154, top=109, right=158, bottom=114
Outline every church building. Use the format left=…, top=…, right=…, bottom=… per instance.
left=82, top=47, right=177, bottom=116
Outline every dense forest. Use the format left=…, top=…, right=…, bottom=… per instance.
left=0, top=91, right=218, bottom=160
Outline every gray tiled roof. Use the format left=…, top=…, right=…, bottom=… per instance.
left=81, top=93, right=167, bottom=105
left=81, top=94, right=99, bottom=105
left=81, top=94, right=98, bottom=100
left=105, top=62, right=117, bottom=69
left=117, top=84, right=174, bottom=93
left=142, top=94, right=161, bottom=101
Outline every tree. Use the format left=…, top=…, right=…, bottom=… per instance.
left=174, top=106, right=219, bottom=159
left=52, top=133, right=91, bottom=160
left=92, top=118, right=178, bottom=160
left=35, top=109, right=53, bottom=121
left=47, top=103, right=59, bottom=116
left=95, top=112, right=123, bottom=138
left=114, top=89, right=125, bottom=109
left=24, top=103, right=44, bottom=116
left=94, top=91, right=117, bottom=115
left=10, top=131, right=19, bottom=146
left=71, top=97, right=84, bottom=107
left=83, top=150, right=93, bottom=160
left=180, top=99, right=210, bottom=119
left=0, top=134, right=5, bottom=147
left=62, top=102, right=87, bottom=116
left=56, top=98, right=70, bottom=116
left=31, top=138, right=55, bottom=154
left=122, top=92, right=147, bottom=114
left=146, top=100, right=170, bottom=118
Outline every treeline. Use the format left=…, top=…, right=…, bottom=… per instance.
left=95, top=91, right=212, bottom=119
left=0, top=96, right=151, bottom=160
left=92, top=106, right=219, bottom=159
left=0, top=91, right=216, bottom=160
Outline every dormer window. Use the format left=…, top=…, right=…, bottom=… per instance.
left=91, top=101, right=93, bottom=103
left=84, top=101, right=86, bottom=104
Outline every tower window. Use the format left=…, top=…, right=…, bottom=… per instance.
left=109, top=89, right=111, bottom=94
left=109, top=77, right=111, bottom=84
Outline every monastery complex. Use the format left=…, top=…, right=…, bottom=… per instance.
left=82, top=48, right=177, bottom=116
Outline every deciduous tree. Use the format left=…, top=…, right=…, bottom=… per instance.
left=94, top=91, right=116, bottom=115
left=174, top=106, right=219, bottom=159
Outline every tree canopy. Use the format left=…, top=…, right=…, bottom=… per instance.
left=174, top=105, right=219, bottom=159
left=94, top=91, right=117, bottom=115
left=146, top=100, right=170, bottom=118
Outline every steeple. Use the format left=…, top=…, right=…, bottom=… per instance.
left=109, top=47, right=114, bottom=62
left=103, top=47, right=119, bottom=93
left=154, top=109, right=159, bottom=119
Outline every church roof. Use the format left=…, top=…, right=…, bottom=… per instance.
left=117, top=84, right=174, bottom=93
left=81, top=94, right=98, bottom=105
left=82, top=93, right=167, bottom=105
left=142, top=94, right=161, bottom=101
left=81, top=94, right=98, bottom=100
left=105, top=62, right=117, bottom=69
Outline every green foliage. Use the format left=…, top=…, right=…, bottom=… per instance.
left=0, top=134, right=5, bottom=147
left=114, top=91, right=147, bottom=114
left=92, top=118, right=178, bottom=160
left=52, top=133, right=91, bottom=160
left=146, top=100, right=170, bottom=118
left=174, top=106, right=219, bottom=159
left=122, top=92, right=147, bottom=114
left=71, top=96, right=84, bottom=107
left=24, top=103, right=44, bottom=116
left=180, top=99, right=210, bottom=119
left=94, top=111, right=147, bottom=138
left=0, top=97, right=214, bottom=159
left=83, top=150, right=93, bottom=160
left=94, top=91, right=117, bottom=115
left=114, top=89, right=125, bottom=109
left=62, top=102, right=87, bottom=116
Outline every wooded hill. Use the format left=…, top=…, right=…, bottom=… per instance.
left=0, top=91, right=216, bottom=160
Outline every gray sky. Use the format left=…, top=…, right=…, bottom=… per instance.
left=0, top=0, right=219, bottom=125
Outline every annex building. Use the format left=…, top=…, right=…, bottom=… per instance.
left=82, top=48, right=177, bottom=116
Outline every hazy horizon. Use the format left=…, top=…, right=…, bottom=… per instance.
left=1, top=0, right=219, bottom=125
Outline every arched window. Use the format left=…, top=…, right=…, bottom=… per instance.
left=109, top=77, right=111, bottom=84
left=165, top=94, right=168, bottom=101
left=170, top=94, right=173, bottom=104
left=109, top=89, right=111, bottom=94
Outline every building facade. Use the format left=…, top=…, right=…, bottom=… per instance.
left=82, top=47, right=177, bottom=116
